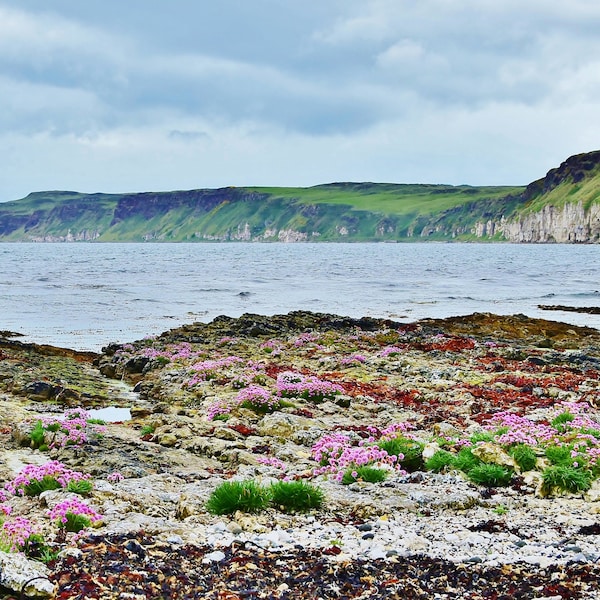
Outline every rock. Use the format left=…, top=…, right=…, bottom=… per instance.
left=402, top=533, right=429, bottom=552
left=24, top=381, right=56, bottom=400
left=0, top=552, right=55, bottom=598
left=156, top=432, right=179, bottom=447
left=471, top=442, right=517, bottom=469
left=203, top=550, right=226, bottom=563
left=257, top=413, right=314, bottom=438
left=584, top=480, right=600, bottom=502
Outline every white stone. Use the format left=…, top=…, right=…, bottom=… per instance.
left=0, top=552, right=55, bottom=598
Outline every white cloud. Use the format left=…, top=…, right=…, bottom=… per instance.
left=376, top=39, right=425, bottom=68
left=0, top=1, right=598, bottom=200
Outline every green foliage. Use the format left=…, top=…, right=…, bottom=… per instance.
left=29, top=420, right=46, bottom=449
left=269, top=481, right=325, bottom=513
left=425, top=449, right=456, bottom=473
left=23, top=533, right=57, bottom=563
left=140, top=424, right=156, bottom=436
left=66, top=479, right=93, bottom=495
left=23, top=475, right=62, bottom=497
left=341, top=466, right=388, bottom=485
left=206, top=480, right=271, bottom=515
left=551, top=411, right=575, bottom=432
left=62, top=513, right=92, bottom=533
left=453, top=448, right=482, bottom=474
left=545, top=444, right=575, bottom=466
left=467, top=464, right=513, bottom=487
left=469, top=432, right=496, bottom=444
left=377, top=437, right=424, bottom=472
left=509, top=444, right=537, bottom=472
left=541, top=465, right=592, bottom=494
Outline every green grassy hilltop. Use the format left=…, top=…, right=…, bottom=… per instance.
left=0, top=151, right=599, bottom=242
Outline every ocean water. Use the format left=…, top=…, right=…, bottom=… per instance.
left=0, top=243, right=598, bottom=351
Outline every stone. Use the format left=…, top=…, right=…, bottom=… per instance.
left=257, top=413, right=314, bottom=438
left=0, top=552, right=56, bottom=598
left=471, top=443, right=517, bottom=469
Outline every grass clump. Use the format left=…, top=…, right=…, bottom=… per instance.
left=541, top=465, right=592, bottom=495
left=509, top=444, right=537, bottom=472
left=425, top=449, right=456, bottom=473
left=469, top=432, right=496, bottom=444
left=29, top=420, right=46, bottom=449
left=453, top=448, right=482, bottom=474
left=342, top=466, right=388, bottom=485
left=545, top=444, right=575, bottom=467
left=206, top=480, right=271, bottom=515
left=269, top=481, right=324, bottom=513
left=377, top=437, right=424, bottom=472
left=467, top=464, right=514, bottom=487
left=22, top=476, right=62, bottom=497
left=551, top=411, right=575, bottom=432
left=66, top=479, right=94, bottom=496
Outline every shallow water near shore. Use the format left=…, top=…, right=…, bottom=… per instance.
left=1, top=242, right=598, bottom=350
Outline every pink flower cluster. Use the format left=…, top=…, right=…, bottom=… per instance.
left=257, top=456, right=287, bottom=470
left=186, top=356, right=243, bottom=386
left=340, top=354, right=367, bottom=365
left=276, top=371, right=344, bottom=402
left=486, top=412, right=557, bottom=446
left=484, top=402, right=600, bottom=471
left=293, top=332, right=321, bottom=347
left=119, top=342, right=202, bottom=364
left=0, top=516, right=37, bottom=552
left=206, top=398, right=232, bottom=421
left=311, top=432, right=404, bottom=482
left=379, top=346, right=404, bottom=358
left=48, top=497, right=102, bottom=527
left=231, top=361, right=268, bottom=389
left=207, top=383, right=281, bottom=420
left=6, top=461, right=90, bottom=496
left=38, top=408, right=107, bottom=448
left=236, top=385, right=280, bottom=412
left=260, top=340, right=284, bottom=355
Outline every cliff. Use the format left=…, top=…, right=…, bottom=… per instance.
left=473, top=151, right=600, bottom=243
left=0, top=151, right=598, bottom=242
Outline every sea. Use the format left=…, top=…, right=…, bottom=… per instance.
left=1, top=243, right=599, bottom=352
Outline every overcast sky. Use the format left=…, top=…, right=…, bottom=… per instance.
left=1, top=0, right=599, bottom=201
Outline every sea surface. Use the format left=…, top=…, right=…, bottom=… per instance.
left=0, top=243, right=598, bottom=351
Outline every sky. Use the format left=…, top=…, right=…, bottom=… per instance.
left=1, top=0, right=600, bottom=201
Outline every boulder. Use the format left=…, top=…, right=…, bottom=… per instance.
left=0, top=552, right=55, bottom=598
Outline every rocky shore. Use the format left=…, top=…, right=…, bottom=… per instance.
left=1, top=311, right=600, bottom=599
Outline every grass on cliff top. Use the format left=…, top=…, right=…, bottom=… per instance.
left=251, top=183, right=524, bottom=217
left=523, top=171, right=600, bottom=214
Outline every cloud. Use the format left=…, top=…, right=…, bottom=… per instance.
left=0, top=1, right=599, bottom=200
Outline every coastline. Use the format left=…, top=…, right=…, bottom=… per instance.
left=1, top=310, right=600, bottom=598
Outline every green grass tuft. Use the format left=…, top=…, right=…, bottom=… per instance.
left=377, top=437, right=425, bottom=472
left=425, top=449, right=456, bottom=473
left=541, top=465, right=592, bottom=494
left=467, top=464, right=514, bottom=487
left=342, top=466, right=388, bottom=485
left=206, top=480, right=271, bottom=515
left=269, top=481, right=325, bottom=513
left=508, top=444, right=537, bottom=472
left=551, top=411, right=575, bottom=432
left=545, top=444, right=575, bottom=466
left=453, top=448, right=482, bottom=474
